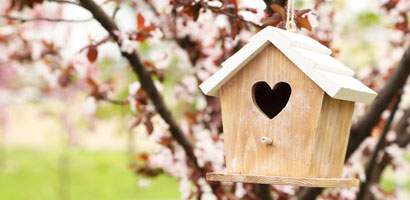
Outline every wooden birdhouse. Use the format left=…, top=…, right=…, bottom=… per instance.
left=199, top=27, right=377, bottom=187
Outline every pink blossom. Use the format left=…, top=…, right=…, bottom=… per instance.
left=82, top=96, right=97, bottom=115
left=386, top=144, right=404, bottom=158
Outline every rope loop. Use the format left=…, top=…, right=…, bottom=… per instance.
left=286, top=0, right=296, bottom=32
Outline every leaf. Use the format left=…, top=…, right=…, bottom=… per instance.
left=296, top=9, right=311, bottom=17
left=143, top=61, right=154, bottom=68
left=277, top=21, right=286, bottom=29
left=87, top=45, right=98, bottom=62
left=58, top=65, right=74, bottom=87
left=137, top=13, right=145, bottom=31
left=11, top=0, right=44, bottom=10
left=159, top=137, right=173, bottom=145
left=171, top=0, right=191, bottom=8
left=192, top=4, right=201, bottom=21
left=157, top=72, right=165, bottom=82
left=184, top=112, right=196, bottom=123
left=129, top=117, right=142, bottom=130
left=295, top=16, right=312, bottom=31
left=86, top=77, right=98, bottom=88
left=261, top=13, right=282, bottom=26
left=141, top=25, right=156, bottom=33
left=144, top=119, right=154, bottom=134
left=180, top=4, right=201, bottom=21
left=243, top=7, right=258, bottom=14
left=135, top=33, right=150, bottom=42
left=270, top=4, right=285, bottom=16
left=139, top=153, right=149, bottom=162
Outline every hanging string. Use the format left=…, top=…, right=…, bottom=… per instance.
left=286, top=0, right=296, bottom=32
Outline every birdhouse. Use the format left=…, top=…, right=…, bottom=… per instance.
left=199, top=27, right=377, bottom=187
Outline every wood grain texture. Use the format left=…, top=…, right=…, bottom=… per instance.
left=220, top=44, right=324, bottom=177
left=309, top=94, right=355, bottom=178
left=206, top=173, right=360, bottom=187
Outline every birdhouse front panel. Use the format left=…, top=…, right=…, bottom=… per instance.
left=220, top=44, right=325, bottom=178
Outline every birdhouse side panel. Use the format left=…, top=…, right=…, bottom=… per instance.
left=219, top=44, right=324, bottom=177
left=308, top=94, right=355, bottom=178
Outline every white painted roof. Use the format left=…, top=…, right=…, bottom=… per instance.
left=199, top=26, right=377, bottom=104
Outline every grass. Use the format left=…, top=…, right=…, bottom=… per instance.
left=0, top=148, right=180, bottom=200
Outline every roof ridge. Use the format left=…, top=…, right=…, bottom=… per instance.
left=199, top=27, right=377, bottom=104
left=267, top=27, right=332, bottom=55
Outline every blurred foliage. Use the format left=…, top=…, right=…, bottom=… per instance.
left=357, top=12, right=381, bottom=28
left=0, top=148, right=180, bottom=200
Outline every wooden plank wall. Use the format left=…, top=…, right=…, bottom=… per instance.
left=220, top=44, right=325, bottom=177
left=308, top=94, right=355, bottom=178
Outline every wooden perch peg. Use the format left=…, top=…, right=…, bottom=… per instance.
left=260, top=137, right=273, bottom=145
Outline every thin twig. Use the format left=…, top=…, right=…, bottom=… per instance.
left=78, top=36, right=113, bottom=53
left=0, top=15, right=93, bottom=23
left=106, top=98, right=129, bottom=105
left=48, top=0, right=81, bottom=6
left=112, top=4, right=120, bottom=20
left=200, top=2, right=264, bottom=28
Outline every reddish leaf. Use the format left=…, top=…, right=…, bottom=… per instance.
left=277, top=21, right=286, bottom=29
left=243, top=7, right=258, bottom=14
left=130, top=117, right=142, bottom=130
left=171, top=0, right=191, bottom=8
left=141, top=25, right=156, bottom=33
left=137, top=13, right=145, bottom=31
left=230, top=19, right=243, bottom=40
left=139, top=153, right=149, bottom=161
left=157, top=71, right=165, bottom=82
left=192, top=4, right=201, bottom=21
left=270, top=4, right=285, bottom=16
left=144, top=61, right=155, bottom=68
left=144, top=119, right=154, bottom=134
left=136, top=35, right=148, bottom=42
left=11, top=0, right=44, bottom=9
left=58, top=65, right=74, bottom=87
left=296, top=9, right=311, bottom=17
left=159, top=137, right=173, bottom=145
left=295, top=16, right=312, bottom=31
left=184, top=112, right=196, bottom=123
left=261, top=13, right=282, bottom=26
left=87, top=45, right=98, bottom=62
left=180, top=4, right=201, bottom=21
left=86, top=77, right=98, bottom=89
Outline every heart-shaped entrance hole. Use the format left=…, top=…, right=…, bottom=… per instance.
left=252, top=81, right=292, bottom=119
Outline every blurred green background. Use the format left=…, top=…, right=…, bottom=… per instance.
left=0, top=148, right=180, bottom=200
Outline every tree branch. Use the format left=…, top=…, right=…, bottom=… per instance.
left=78, top=0, right=204, bottom=175
left=357, top=95, right=401, bottom=200
left=367, top=105, right=410, bottom=195
left=263, top=0, right=274, bottom=14
left=395, top=107, right=410, bottom=147
left=253, top=184, right=272, bottom=200
left=0, top=15, right=92, bottom=23
left=297, top=45, right=410, bottom=199
left=347, top=46, right=410, bottom=158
